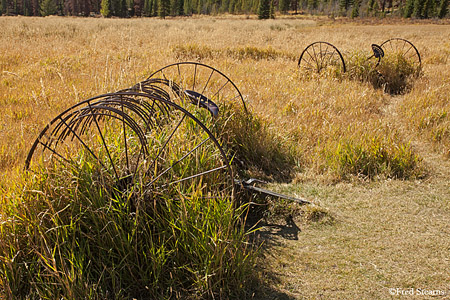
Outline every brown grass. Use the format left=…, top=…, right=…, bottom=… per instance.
left=1, top=15, right=450, bottom=299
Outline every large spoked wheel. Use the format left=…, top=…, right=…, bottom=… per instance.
left=380, top=38, right=421, bottom=69
left=25, top=91, right=235, bottom=201
left=298, top=41, right=346, bottom=74
left=146, top=62, right=247, bottom=114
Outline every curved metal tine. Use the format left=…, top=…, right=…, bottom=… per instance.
left=79, top=105, right=149, bottom=154
left=37, top=114, right=108, bottom=172
left=73, top=104, right=149, bottom=181
left=121, top=89, right=173, bottom=123
left=138, top=79, right=184, bottom=106
left=95, top=96, right=154, bottom=131
left=29, top=120, right=74, bottom=168
left=96, top=95, right=152, bottom=143
left=131, top=79, right=172, bottom=100
left=119, top=100, right=130, bottom=172
left=49, top=110, right=81, bottom=146
left=91, top=103, right=123, bottom=182
left=78, top=104, right=149, bottom=182
left=136, top=82, right=175, bottom=112
left=55, top=114, right=103, bottom=163
left=194, top=67, right=234, bottom=108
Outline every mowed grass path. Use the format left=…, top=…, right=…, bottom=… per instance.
left=1, top=16, right=450, bottom=298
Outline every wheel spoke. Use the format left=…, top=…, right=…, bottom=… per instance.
left=56, top=115, right=105, bottom=168
left=146, top=114, right=187, bottom=177
left=88, top=102, right=120, bottom=182
left=121, top=100, right=130, bottom=172
left=162, top=165, right=228, bottom=187
left=37, top=140, right=73, bottom=166
left=212, top=79, right=230, bottom=100
left=193, top=63, right=198, bottom=91
left=147, top=137, right=211, bottom=187
left=201, top=69, right=215, bottom=95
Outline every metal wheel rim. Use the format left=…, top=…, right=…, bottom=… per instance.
left=380, top=38, right=421, bottom=68
left=146, top=62, right=247, bottom=114
left=25, top=91, right=235, bottom=201
left=298, top=41, right=346, bottom=74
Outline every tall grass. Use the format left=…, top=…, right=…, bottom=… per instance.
left=211, top=103, right=300, bottom=181
left=318, top=123, right=424, bottom=180
left=172, top=43, right=296, bottom=61
left=345, top=51, right=421, bottom=95
left=0, top=156, right=254, bottom=299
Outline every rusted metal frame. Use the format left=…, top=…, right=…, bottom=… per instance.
left=235, top=179, right=310, bottom=205
left=147, top=62, right=247, bottom=113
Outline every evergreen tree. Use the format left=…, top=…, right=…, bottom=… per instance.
left=367, top=0, right=375, bottom=14
left=339, top=0, right=351, bottom=14
left=413, top=0, right=426, bottom=17
left=220, top=0, right=228, bottom=11
left=228, top=0, right=235, bottom=13
left=258, top=0, right=270, bottom=18
left=269, top=0, right=274, bottom=17
left=184, top=0, right=193, bottom=14
left=158, top=0, right=169, bottom=17
left=421, top=0, right=432, bottom=17
left=404, top=0, right=414, bottom=16
left=169, top=0, right=182, bottom=15
left=438, top=0, right=448, bottom=17
left=40, top=0, right=57, bottom=15
left=143, top=0, right=150, bottom=15
left=100, top=0, right=110, bottom=16
left=307, top=0, right=318, bottom=11
left=351, top=0, right=359, bottom=17
left=279, top=0, right=289, bottom=13
left=151, top=0, right=158, bottom=15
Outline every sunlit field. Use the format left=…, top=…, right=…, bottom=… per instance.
left=1, top=15, right=450, bottom=298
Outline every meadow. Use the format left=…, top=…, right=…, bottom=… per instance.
left=0, top=15, right=449, bottom=298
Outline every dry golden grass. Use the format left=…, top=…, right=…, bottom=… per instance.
left=1, top=15, right=450, bottom=299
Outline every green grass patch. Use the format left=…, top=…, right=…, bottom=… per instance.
left=319, top=125, right=425, bottom=180
left=346, top=51, right=421, bottom=95
left=212, top=104, right=300, bottom=181
left=0, top=160, right=254, bottom=299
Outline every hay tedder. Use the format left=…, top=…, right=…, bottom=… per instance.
left=25, top=38, right=420, bottom=205
left=25, top=62, right=309, bottom=205
left=297, top=37, right=421, bottom=74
